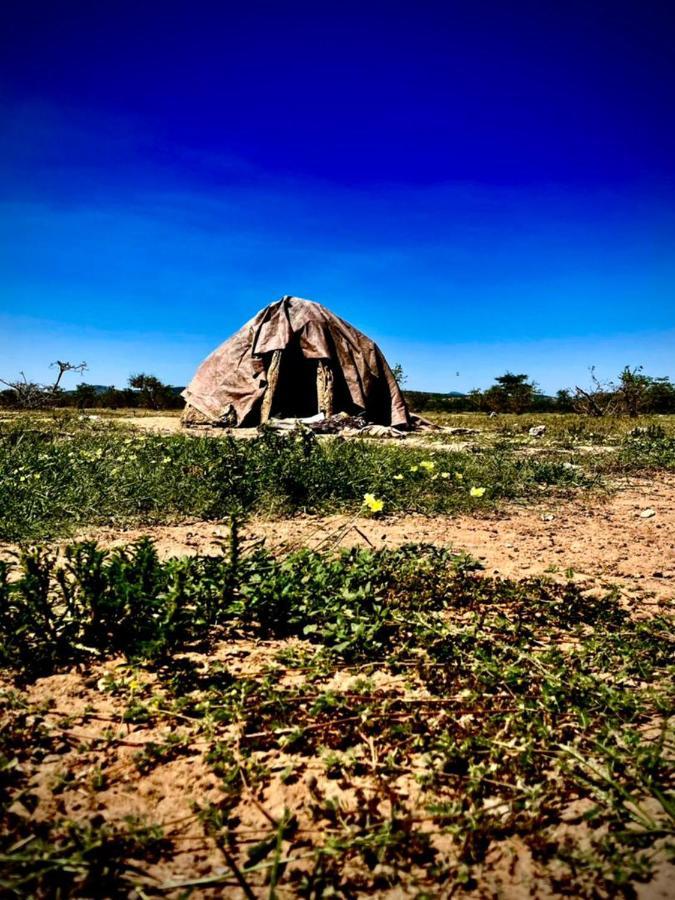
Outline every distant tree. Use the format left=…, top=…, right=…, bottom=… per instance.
left=1, top=360, right=88, bottom=409
left=467, top=388, right=488, bottom=411
left=613, top=366, right=652, bottom=418
left=128, top=373, right=174, bottom=410
left=73, top=383, right=98, bottom=410
left=645, top=377, right=675, bottom=414
left=0, top=372, right=48, bottom=409
left=572, top=368, right=615, bottom=417
left=0, top=389, right=15, bottom=408
left=391, top=363, right=407, bottom=387
left=571, top=366, right=675, bottom=417
left=554, top=389, right=575, bottom=413
left=482, top=372, right=537, bottom=414
left=49, top=360, right=87, bottom=394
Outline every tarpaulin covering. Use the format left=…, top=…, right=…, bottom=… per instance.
left=182, top=296, right=411, bottom=427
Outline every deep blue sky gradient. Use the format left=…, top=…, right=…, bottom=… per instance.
left=1, top=0, right=674, bottom=392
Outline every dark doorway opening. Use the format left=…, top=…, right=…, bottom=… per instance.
left=268, top=341, right=319, bottom=419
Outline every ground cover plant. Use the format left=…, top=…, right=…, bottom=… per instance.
left=0, top=536, right=673, bottom=896
left=2, top=413, right=675, bottom=542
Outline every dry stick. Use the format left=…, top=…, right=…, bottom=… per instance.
left=314, top=510, right=374, bottom=550
left=304, top=504, right=385, bottom=554
left=234, top=734, right=279, bottom=828
left=241, top=710, right=412, bottom=743
left=352, top=525, right=375, bottom=548
left=157, top=852, right=318, bottom=892
left=307, top=516, right=358, bottom=552
left=267, top=514, right=348, bottom=555
left=221, top=844, right=257, bottom=900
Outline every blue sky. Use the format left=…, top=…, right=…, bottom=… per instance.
left=1, top=0, right=674, bottom=393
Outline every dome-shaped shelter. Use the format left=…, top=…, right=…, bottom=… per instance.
left=182, top=296, right=410, bottom=428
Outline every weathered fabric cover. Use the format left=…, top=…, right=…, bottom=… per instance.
left=182, top=296, right=410, bottom=427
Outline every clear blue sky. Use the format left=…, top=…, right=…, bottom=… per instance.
left=1, top=0, right=674, bottom=393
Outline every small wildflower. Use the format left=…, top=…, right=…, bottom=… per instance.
left=455, top=472, right=464, bottom=481
left=420, top=460, right=435, bottom=472
left=409, top=465, right=419, bottom=473
left=363, top=493, right=384, bottom=514
left=393, top=473, right=404, bottom=481
left=470, top=486, right=486, bottom=498
left=440, top=471, right=450, bottom=479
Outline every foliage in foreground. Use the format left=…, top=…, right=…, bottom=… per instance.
left=0, top=538, right=673, bottom=897
left=0, top=415, right=610, bottom=541
left=0, top=535, right=479, bottom=675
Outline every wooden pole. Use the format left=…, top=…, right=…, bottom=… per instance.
left=260, top=349, right=282, bottom=422
left=317, top=360, right=334, bottom=417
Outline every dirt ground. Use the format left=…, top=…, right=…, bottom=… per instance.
left=3, top=476, right=673, bottom=897
left=10, top=648, right=671, bottom=900
left=75, top=473, right=675, bottom=610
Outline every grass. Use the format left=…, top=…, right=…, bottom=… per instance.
left=5, top=412, right=675, bottom=542
left=424, top=411, right=675, bottom=443
left=0, top=536, right=672, bottom=896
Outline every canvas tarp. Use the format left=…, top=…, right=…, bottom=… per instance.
left=182, top=296, right=411, bottom=427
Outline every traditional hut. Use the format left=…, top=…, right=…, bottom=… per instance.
left=182, top=296, right=410, bottom=428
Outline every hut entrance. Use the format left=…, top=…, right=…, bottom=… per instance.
left=260, top=341, right=333, bottom=422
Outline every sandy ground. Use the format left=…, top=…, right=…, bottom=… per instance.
left=3, top=476, right=673, bottom=897
left=73, top=473, right=675, bottom=609
left=110, top=415, right=480, bottom=451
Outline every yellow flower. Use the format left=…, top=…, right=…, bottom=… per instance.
left=409, top=465, right=419, bottom=473
left=363, top=493, right=384, bottom=513
left=455, top=472, right=464, bottom=481
left=393, top=473, right=404, bottom=481
left=470, top=486, right=486, bottom=498
left=420, top=460, right=435, bottom=471
left=440, top=471, right=450, bottom=479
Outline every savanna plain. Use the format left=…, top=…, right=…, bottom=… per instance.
left=1, top=410, right=673, bottom=898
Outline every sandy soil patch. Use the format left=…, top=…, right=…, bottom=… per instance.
left=3, top=478, right=673, bottom=896
left=69, top=473, right=675, bottom=608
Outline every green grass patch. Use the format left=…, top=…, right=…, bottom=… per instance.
left=0, top=537, right=672, bottom=896
left=0, top=415, right=602, bottom=541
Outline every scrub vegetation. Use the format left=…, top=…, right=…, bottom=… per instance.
left=0, top=536, right=672, bottom=897
left=2, top=412, right=675, bottom=542
left=0, top=412, right=673, bottom=897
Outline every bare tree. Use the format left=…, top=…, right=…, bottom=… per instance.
left=1, top=360, right=88, bottom=409
left=0, top=372, right=49, bottom=409
left=573, top=366, right=658, bottom=417
left=49, top=360, right=88, bottom=394
left=573, top=367, right=617, bottom=417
